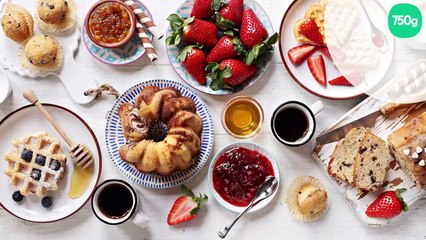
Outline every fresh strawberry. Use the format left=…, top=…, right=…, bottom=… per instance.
left=329, top=75, right=353, bottom=86
left=167, top=185, right=208, bottom=226
left=206, top=36, right=245, bottom=63
left=287, top=44, right=318, bottom=65
left=191, top=0, right=214, bottom=19
left=166, top=14, right=218, bottom=48
left=318, top=47, right=331, bottom=59
left=178, top=45, right=207, bottom=84
left=307, top=55, right=326, bottom=85
left=216, top=0, right=244, bottom=28
left=207, top=59, right=257, bottom=90
left=240, top=8, right=268, bottom=49
left=366, top=189, right=408, bottom=218
left=299, top=18, right=324, bottom=46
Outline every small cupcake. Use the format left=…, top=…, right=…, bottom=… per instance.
left=1, top=3, right=34, bottom=42
left=286, top=176, right=328, bottom=221
left=19, top=35, right=63, bottom=73
left=35, top=0, right=76, bottom=32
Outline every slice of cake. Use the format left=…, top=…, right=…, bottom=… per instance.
left=328, top=127, right=368, bottom=184
left=353, top=131, right=392, bottom=192
left=388, top=112, right=426, bottom=189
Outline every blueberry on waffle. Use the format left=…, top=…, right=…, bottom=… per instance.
left=4, top=132, right=67, bottom=197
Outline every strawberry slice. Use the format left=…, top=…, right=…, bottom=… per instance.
left=307, top=55, right=326, bottom=85
left=287, top=44, right=318, bottom=65
left=318, top=47, right=331, bottom=59
left=167, top=185, right=208, bottom=226
left=299, top=18, right=324, bottom=46
left=328, top=75, right=353, bottom=86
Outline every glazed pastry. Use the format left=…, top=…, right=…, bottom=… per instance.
left=35, top=0, right=76, bottom=32
left=119, top=87, right=203, bottom=176
left=19, top=34, right=63, bottom=72
left=118, top=103, right=151, bottom=142
left=1, top=3, right=34, bottom=42
left=286, top=176, right=328, bottom=221
left=4, top=132, right=67, bottom=197
left=388, top=112, right=426, bottom=189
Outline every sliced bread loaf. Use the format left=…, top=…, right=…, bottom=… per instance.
left=328, top=127, right=367, bottom=184
left=353, top=131, right=391, bottom=192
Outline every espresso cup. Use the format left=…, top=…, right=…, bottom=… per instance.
left=91, top=179, right=149, bottom=227
left=271, top=100, right=324, bottom=147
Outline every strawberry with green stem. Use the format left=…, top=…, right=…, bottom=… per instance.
left=178, top=45, right=207, bottom=85
left=207, top=35, right=245, bottom=63
left=167, top=185, right=208, bottom=226
left=240, top=8, right=268, bottom=49
left=191, top=0, right=215, bottom=19
left=207, top=59, right=257, bottom=90
left=166, top=14, right=218, bottom=48
left=366, top=189, right=408, bottom=218
left=214, top=0, right=244, bottom=30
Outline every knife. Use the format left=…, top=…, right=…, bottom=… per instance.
left=316, top=103, right=413, bottom=145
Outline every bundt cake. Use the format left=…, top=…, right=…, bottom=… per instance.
left=118, top=86, right=203, bottom=176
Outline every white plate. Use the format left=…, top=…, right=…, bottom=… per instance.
left=279, top=0, right=395, bottom=100
left=166, top=0, right=275, bottom=96
left=208, top=142, right=280, bottom=213
left=0, top=0, right=96, bottom=104
left=0, top=68, right=11, bottom=104
left=0, top=104, right=102, bottom=223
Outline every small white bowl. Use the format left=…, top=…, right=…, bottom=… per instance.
left=0, top=68, right=12, bottom=104
left=208, top=142, right=280, bottom=213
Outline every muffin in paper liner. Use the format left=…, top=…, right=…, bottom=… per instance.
left=286, top=176, right=329, bottom=222
left=35, top=0, right=76, bottom=33
left=1, top=3, right=34, bottom=42
left=18, top=35, right=64, bottom=74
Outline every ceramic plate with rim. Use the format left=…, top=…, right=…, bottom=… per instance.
left=105, top=79, right=214, bottom=189
left=82, top=0, right=154, bottom=65
left=208, top=142, right=280, bottom=213
left=166, top=0, right=274, bottom=95
left=0, top=104, right=102, bottom=223
left=279, top=0, right=394, bottom=100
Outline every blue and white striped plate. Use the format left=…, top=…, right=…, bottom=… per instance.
left=166, top=0, right=275, bottom=95
left=105, top=79, right=214, bottom=188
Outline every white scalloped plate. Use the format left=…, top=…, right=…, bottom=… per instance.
left=0, top=0, right=96, bottom=104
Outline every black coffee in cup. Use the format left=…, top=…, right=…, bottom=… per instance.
left=273, top=107, right=309, bottom=142
left=98, top=183, right=133, bottom=219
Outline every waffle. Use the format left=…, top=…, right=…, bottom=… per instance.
left=323, top=0, right=358, bottom=46
left=4, top=132, right=67, bottom=197
left=293, top=4, right=325, bottom=45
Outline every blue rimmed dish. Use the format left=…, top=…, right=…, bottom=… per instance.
left=82, top=0, right=154, bottom=65
left=105, top=79, right=214, bottom=189
left=166, top=0, right=275, bottom=95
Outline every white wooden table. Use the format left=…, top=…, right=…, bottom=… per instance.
left=1, top=0, right=426, bottom=239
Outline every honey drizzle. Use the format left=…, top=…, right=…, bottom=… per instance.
left=68, top=164, right=94, bottom=199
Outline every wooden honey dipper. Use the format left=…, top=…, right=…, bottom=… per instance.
left=23, top=90, right=94, bottom=169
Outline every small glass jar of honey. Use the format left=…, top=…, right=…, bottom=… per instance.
left=221, top=96, right=264, bottom=139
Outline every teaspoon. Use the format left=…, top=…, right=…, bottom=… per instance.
left=217, top=176, right=279, bottom=239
